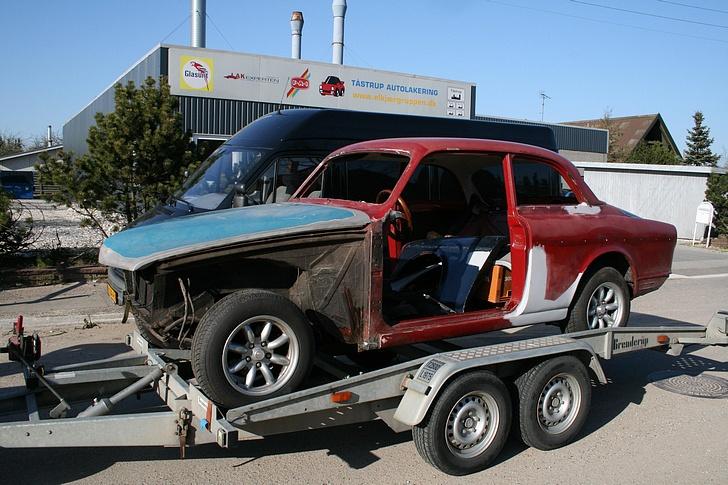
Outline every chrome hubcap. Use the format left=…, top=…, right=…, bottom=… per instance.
left=538, top=373, right=581, bottom=434
left=222, top=315, right=299, bottom=396
left=587, top=282, right=625, bottom=329
left=445, top=392, right=499, bottom=457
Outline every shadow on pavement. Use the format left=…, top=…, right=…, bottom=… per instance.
left=0, top=420, right=414, bottom=484
left=0, top=281, right=86, bottom=307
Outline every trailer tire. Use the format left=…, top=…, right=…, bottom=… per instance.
left=563, top=267, right=630, bottom=333
left=412, top=371, right=511, bottom=476
left=192, top=289, right=314, bottom=408
left=514, top=355, right=591, bottom=451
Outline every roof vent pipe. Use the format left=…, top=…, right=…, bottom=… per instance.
left=47, top=125, right=52, bottom=148
left=331, top=0, right=346, bottom=64
left=290, top=11, right=304, bottom=59
left=191, top=0, right=206, bottom=48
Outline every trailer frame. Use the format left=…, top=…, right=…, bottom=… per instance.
left=0, top=311, right=726, bottom=473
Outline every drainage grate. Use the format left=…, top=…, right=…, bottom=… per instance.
left=648, top=371, right=728, bottom=399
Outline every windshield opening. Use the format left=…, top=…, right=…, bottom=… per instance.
left=298, top=153, right=409, bottom=204
left=180, top=146, right=270, bottom=210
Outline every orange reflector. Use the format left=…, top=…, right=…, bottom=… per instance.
left=657, top=335, right=669, bottom=345
left=331, top=391, right=353, bottom=403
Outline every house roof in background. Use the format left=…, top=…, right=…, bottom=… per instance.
left=563, top=114, right=680, bottom=158
left=0, top=145, right=63, bottom=162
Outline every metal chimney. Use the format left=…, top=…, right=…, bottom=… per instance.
left=290, top=11, right=304, bottom=59
left=331, top=0, right=346, bottom=64
left=191, top=0, right=206, bottom=48
left=47, top=125, right=52, bottom=148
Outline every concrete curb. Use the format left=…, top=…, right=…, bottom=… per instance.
left=1, top=312, right=133, bottom=329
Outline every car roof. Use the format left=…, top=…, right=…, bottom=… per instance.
left=329, top=137, right=571, bottom=165
left=226, top=109, right=558, bottom=152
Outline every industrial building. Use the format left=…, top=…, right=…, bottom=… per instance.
left=62, top=43, right=608, bottom=162
left=62, top=0, right=608, bottom=162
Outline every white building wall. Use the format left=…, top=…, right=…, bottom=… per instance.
left=573, top=162, right=720, bottom=239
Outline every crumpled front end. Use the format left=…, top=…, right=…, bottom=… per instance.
left=100, top=202, right=371, bottom=271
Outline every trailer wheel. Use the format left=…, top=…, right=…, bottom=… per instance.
left=192, top=289, right=314, bottom=408
left=412, top=371, right=511, bottom=476
left=514, top=355, right=591, bottom=451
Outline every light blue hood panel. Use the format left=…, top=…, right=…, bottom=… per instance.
left=99, top=203, right=370, bottom=271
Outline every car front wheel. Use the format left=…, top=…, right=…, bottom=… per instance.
left=563, top=267, right=630, bottom=333
left=191, top=289, right=314, bottom=407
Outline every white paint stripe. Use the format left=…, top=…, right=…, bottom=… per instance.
left=669, top=273, right=728, bottom=280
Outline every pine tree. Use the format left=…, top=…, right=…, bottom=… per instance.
left=37, top=77, right=200, bottom=234
left=684, top=111, right=720, bottom=166
left=705, top=172, right=728, bottom=236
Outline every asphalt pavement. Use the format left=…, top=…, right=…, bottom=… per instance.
left=0, top=243, right=726, bottom=484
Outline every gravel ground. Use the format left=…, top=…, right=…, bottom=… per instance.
left=11, top=199, right=116, bottom=250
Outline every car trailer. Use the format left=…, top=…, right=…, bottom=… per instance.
left=1, top=312, right=726, bottom=476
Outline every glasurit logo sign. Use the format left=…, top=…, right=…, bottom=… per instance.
left=180, top=56, right=214, bottom=91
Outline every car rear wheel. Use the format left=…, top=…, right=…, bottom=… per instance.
left=191, top=289, right=314, bottom=407
left=563, top=267, right=630, bottom=333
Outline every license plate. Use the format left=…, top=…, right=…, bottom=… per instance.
left=107, top=284, right=118, bottom=304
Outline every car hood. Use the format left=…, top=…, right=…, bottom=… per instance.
left=99, top=203, right=370, bottom=271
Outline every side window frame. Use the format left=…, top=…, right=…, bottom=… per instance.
left=507, top=155, right=583, bottom=207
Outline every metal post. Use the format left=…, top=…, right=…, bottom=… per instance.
left=332, top=0, right=346, bottom=64
left=191, top=0, right=206, bottom=48
left=290, top=11, right=304, bottom=59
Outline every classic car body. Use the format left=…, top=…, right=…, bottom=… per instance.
left=100, top=137, right=677, bottom=405
left=100, top=137, right=676, bottom=353
left=105, top=108, right=558, bottom=305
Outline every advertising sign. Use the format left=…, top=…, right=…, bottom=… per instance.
left=167, top=46, right=474, bottom=119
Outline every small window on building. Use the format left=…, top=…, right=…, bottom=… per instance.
left=512, top=157, right=578, bottom=205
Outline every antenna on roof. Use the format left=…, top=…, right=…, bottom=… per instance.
left=539, top=91, right=551, bottom=122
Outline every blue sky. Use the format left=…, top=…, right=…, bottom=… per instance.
left=1, top=0, right=726, bottom=159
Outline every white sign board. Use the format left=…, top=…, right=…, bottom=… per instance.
left=692, top=201, right=715, bottom=247
left=166, top=45, right=474, bottom=119
left=695, top=201, right=714, bottom=225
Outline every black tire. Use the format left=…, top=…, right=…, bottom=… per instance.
left=514, top=355, right=591, bottom=451
left=563, top=267, right=630, bottom=333
left=412, top=371, right=511, bottom=476
left=191, top=289, right=314, bottom=408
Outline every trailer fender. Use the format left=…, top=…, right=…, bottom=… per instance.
left=394, top=336, right=605, bottom=427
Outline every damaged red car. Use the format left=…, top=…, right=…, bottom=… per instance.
left=99, top=138, right=676, bottom=406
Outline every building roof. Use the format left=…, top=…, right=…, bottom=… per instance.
left=562, top=114, right=680, bottom=159
left=0, top=145, right=63, bottom=162
left=475, top=114, right=607, bottom=154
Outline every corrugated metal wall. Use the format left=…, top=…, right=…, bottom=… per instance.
left=177, top=97, right=304, bottom=137
left=62, top=47, right=164, bottom=156
left=574, top=162, right=715, bottom=238
left=474, top=115, right=608, bottom=154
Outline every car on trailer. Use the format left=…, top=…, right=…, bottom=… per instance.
left=105, top=108, right=559, bottom=307
left=99, top=137, right=677, bottom=407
